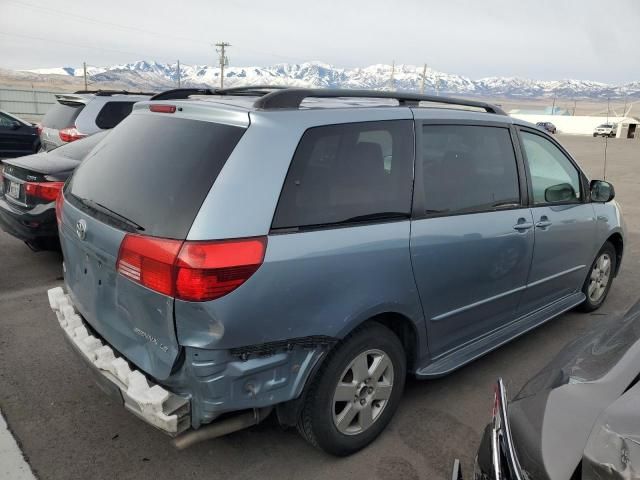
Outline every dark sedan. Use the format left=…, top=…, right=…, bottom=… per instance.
left=0, top=110, right=40, bottom=158
left=461, top=300, right=640, bottom=479
left=0, top=131, right=107, bottom=250
left=536, top=122, right=557, bottom=134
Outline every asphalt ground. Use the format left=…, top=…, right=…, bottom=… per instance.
left=0, top=135, right=639, bottom=480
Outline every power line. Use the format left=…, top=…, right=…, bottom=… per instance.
left=5, top=0, right=205, bottom=46
left=0, top=31, right=201, bottom=65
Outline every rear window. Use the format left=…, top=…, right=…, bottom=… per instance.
left=42, top=102, right=84, bottom=129
left=68, top=113, right=245, bottom=239
left=272, top=120, right=414, bottom=230
left=95, top=101, right=135, bottom=129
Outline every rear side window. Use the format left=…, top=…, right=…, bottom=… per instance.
left=42, top=102, right=84, bottom=129
left=272, top=120, right=414, bottom=230
left=420, top=125, right=520, bottom=215
left=95, top=101, right=135, bottom=129
left=69, top=113, right=245, bottom=239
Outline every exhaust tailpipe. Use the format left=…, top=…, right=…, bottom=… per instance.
left=172, top=406, right=273, bottom=450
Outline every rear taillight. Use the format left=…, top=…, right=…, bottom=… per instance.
left=55, top=189, right=64, bottom=224
left=25, top=181, right=64, bottom=202
left=59, top=127, right=87, bottom=143
left=116, top=234, right=267, bottom=301
left=36, top=123, right=43, bottom=136
left=175, top=237, right=267, bottom=301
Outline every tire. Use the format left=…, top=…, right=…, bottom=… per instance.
left=593, top=133, right=598, bottom=137
left=578, top=241, right=617, bottom=312
left=297, top=322, right=406, bottom=456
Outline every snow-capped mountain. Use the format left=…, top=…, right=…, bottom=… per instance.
left=24, top=61, right=640, bottom=99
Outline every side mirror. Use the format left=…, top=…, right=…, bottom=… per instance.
left=590, top=180, right=615, bottom=203
left=545, top=183, right=576, bottom=203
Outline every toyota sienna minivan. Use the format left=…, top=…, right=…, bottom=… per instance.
left=48, top=87, right=624, bottom=456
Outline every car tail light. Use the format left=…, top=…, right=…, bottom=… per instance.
left=175, top=237, right=267, bottom=301
left=116, top=234, right=267, bottom=301
left=116, top=235, right=183, bottom=297
left=59, top=127, right=87, bottom=143
left=55, top=189, right=64, bottom=224
left=36, top=123, right=43, bottom=135
left=24, top=181, right=64, bottom=202
left=149, top=104, right=176, bottom=113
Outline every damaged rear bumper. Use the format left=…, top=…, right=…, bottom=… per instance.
left=48, top=287, right=191, bottom=436
left=48, top=286, right=333, bottom=441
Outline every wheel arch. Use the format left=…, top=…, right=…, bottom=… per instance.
left=606, top=232, right=623, bottom=276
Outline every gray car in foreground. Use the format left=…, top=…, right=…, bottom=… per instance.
left=49, top=87, right=624, bottom=456
left=470, top=300, right=640, bottom=480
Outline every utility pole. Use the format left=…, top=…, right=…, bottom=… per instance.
left=622, top=95, right=628, bottom=117
left=176, top=60, right=181, bottom=88
left=420, top=63, right=427, bottom=94
left=389, top=60, right=395, bottom=91
left=215, top=42, right=231, bottom=89
left=83, top=62, right=88, bottom=91
left=551, top=96, right=556, bottom=115
left=573, top=99, right=577, bottom=116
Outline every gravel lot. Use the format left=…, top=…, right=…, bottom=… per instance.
left=0, top=135, right=639, bottom=480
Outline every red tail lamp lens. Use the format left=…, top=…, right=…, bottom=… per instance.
left=116, top=235, right=266, bottom=301
left=25, top=181, right=64, bottom=202
left=149, top=104, right=177, bottom=113
left=116, top=235, right=183, bottom=297
left=59, top=127, right=87, bottom=143
left=175, top=238, right=267, bottom=301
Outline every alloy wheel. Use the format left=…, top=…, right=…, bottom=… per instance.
left=332, top=349, right=394, bottom=435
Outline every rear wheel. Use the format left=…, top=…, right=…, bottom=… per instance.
left=578, top=241, right=616, bottom=312
left=297, top=322, right=406, bottom=456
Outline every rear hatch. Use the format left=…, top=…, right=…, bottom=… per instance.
left=59, top=106, right=247, bottom=380
left=41, top=96, right=86, bottom=150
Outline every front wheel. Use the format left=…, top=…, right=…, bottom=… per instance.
left=297, top=322, right=406, bottom=456
left=578, top=242, right=616, bottom=312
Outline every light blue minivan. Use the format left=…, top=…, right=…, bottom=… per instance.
left=49, top=87, right=624, bottom=456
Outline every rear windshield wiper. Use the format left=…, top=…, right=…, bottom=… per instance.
left=71, top=195, right=145, bottom=232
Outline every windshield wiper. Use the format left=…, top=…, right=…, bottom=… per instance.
left=72, top=195, right=145, bottom=232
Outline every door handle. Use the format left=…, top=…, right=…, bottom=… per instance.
left=513, top=219, right=533, bottom=231
left=535, top=216, right=552, bottom=228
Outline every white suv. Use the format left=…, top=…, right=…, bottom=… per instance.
left=593, top=123, right=617, bottom=138
left=39, top=90, right=152, bottom=151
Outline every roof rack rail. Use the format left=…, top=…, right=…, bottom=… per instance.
left=149, top=88, right=215, bottom=101
left=149, top=85, right=288, bottom=101
left=252, top=88, right=507, bottom=115
left=73, top=89, right=156, bottom=96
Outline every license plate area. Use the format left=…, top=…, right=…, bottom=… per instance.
left=7, top=181, right=21, bottom=200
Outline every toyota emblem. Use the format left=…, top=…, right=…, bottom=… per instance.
left=76, top=219, right=87, bottom=241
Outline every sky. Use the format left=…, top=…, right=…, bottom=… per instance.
left=0, top=0, right=639, bottom=84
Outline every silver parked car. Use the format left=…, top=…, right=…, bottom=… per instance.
left=49, top=87, right=624, bottom=456
left=39, top=90, right=152, bottom=151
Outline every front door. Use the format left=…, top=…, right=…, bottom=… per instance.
left=410, top=123, right=535, bottom=357
left=517, top=128, right=597, bottom=314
